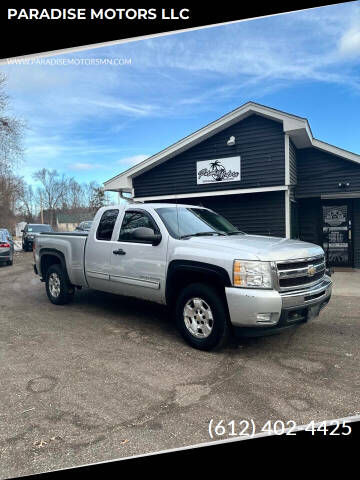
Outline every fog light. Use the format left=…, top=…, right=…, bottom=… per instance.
left=256, top=313, right=275, bottom=324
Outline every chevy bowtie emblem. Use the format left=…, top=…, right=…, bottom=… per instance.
left=307, top=265, right=316, bottom=277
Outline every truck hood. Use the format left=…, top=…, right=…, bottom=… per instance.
left=187, top=234, right=324, bottom=261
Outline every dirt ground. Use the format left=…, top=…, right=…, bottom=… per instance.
left=0, top=251, right=359, bottom=478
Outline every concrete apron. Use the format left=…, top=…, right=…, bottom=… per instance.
left=331, top=270, right=360, bottom=297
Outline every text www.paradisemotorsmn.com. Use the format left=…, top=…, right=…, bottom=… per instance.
left=6, top=57, right=132, bottom=66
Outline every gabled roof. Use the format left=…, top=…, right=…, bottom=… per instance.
left=104, top=101, right=360, bottom=193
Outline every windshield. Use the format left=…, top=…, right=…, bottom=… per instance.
left=81, top=221, right=92, bottom=229
left=155, top=207, right=244, bottom=239
left=0, top=229, right=11, bottom=239
left=27, top=225, right=53, bottom=233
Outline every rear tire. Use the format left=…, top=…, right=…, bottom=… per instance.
left=175, top=283, right=229, bottom=351
left=45, top=264, right=74, bottom=305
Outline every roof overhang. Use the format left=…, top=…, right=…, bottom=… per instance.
left=104, top=101, right=360, bottom=193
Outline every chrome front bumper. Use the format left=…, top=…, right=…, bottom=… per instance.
left=225, top=275, right=332, bottom=329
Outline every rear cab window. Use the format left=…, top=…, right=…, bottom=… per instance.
left=96, top=209, right=119, bottom=241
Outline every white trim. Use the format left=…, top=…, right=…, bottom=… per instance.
left=284, top=133, right=290, bottom=186
left=134, top=185, right=288, bottom=202
left=321, top=192, right=360, bottom=199
left=285, top=190, right=291, bottom=239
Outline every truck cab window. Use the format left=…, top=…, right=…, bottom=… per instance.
left=119, top=210, right=157, bottom=241
left=96, top=209, right=119, bottom=241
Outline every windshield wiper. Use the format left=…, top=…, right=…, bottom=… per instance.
left=179, top=231, right=226, bottom=239
left=226, top=230, right=244, bottom=235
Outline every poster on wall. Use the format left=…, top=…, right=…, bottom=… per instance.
left=322, top=205, right=349, bottom=265
left=196, top=156, right=241, bottom=185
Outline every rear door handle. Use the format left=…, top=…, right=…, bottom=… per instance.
left=113, top=249, right=126, bottom=255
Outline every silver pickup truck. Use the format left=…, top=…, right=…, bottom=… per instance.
left=33, top=203, right=332, bottom=350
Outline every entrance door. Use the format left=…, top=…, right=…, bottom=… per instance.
left=322, top=201, right=352, bottom=267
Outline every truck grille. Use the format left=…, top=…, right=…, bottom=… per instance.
left=276, top=255, right=326, bottom=292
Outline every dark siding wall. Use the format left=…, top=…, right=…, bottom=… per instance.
left=153, top=190, right=286, bottom=238
left=296, top=148, right=360, bottom=198
left=289, top=138, right=297, bottom=185
left=298, top=198, right=322, bottom=247
left=134, top=114, right=285, bottom=198
left=353, top=198, right=360, bottom=268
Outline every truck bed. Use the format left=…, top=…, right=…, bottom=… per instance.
left=37, top=231, right=89, bottom=286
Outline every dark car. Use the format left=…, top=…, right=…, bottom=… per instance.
left=0, top=230, right=14, bottom=265
left=22, top=224, right=53, bottom=251
left=75, top=220, right=93, bottom=232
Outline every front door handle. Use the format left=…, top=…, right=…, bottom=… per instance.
left=113, top=249, right=126, bottom=255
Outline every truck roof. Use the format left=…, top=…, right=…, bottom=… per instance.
left=106, top=202, right=208, bottom=210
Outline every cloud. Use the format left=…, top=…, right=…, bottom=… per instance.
left=91, top=99, right=156, bottom=116
left=339, top=26, right=360, bottom=56
left=117, top=154, right=149, bottom=166
left=70, top=162, right=104, bottom=170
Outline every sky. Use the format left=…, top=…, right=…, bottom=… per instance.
left=1, top=2, right=360, bottom=197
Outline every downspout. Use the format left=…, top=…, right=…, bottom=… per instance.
left=118, top=189, right=142, bottom=204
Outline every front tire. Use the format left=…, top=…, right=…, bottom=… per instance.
left=175, top=283, right=229, bottom=351
left=45, top=264, right=75, bottom=305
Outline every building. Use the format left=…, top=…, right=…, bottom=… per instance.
left=15, top=221, right=27, bottom=238
left=104, top=102, right=360, bottom=268
left=56, top=212, right=94, bottom=232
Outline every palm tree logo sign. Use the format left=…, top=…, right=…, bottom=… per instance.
left=209, top=160, right=226, bottom=181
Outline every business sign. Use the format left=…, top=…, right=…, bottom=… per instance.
left=196, top=156, right=241, bottom=185
left=323, top=207, right=346, bottom=227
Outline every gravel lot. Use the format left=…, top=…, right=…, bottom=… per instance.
left=1, top=251, right=360, bottom=478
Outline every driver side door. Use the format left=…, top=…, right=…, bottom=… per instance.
left=109, top=208, right=168, bottom=303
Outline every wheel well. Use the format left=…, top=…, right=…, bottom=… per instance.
left=40, top=253, right=62, bottom=279
left=166, top=263, right=230, bottom=307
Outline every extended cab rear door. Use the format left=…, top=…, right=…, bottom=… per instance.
left=108, top=207, right=168, bottom=303
left=84, top=208, right=120, bottom=291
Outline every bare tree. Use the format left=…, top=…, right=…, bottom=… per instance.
left=0, top=74, right=24, bottom=169
left=0, top=170, right=23, bottom=231
left=90, top=185, right=111, bottom=212
left=62, top=177, right=85, bottom=211
left=0, top=74, right=25, bottom=230
left=82, top=180, right=98, bottom=208
left=18, top=179, right=37, bottom=222
left=33, top=168, right=68, bottom=226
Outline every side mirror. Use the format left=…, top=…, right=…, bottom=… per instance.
left=132, top=227, right=162, bottom=246
left=21, top=230, right=24, bottom=233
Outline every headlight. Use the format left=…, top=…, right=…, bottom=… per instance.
left=233, top=260, right=272, bottom=288
left=28, top=235, right=34, bottom=239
